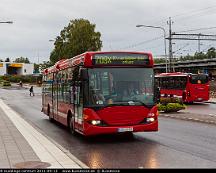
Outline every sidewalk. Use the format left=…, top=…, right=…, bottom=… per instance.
left=0, top=107, right=40, bottom=168
left=0, top=99, right=85, bottom=169
left=159, top=99, right=216, bottom=125
left=207, top=97, right=216, bottom=104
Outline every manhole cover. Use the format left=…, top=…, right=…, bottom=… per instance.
left=14, top=161, right=51, bottom=168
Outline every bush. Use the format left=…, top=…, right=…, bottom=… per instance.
left=160, top=97, right=183, bottom=104
left=158, top=96, right=186, bottom=112
left=2, top=81, right=11, bottom=86
left=157, top=102, right=186, bottom=112
left=1, top=75, right=42, bottom=84
left=157, top=103, right=167, bottom=112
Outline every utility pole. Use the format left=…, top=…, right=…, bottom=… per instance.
left=167, top=17, right=174, bottom=72
left=198, top=33, right=201, bottom=53
left=136, top=24, right=168, bottom=72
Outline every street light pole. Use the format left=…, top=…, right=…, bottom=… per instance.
left=136, top=24, right=168, bottom=73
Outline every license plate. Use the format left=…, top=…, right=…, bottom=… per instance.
left=197, top=98, right=203, bottom=101
left=118, top=127, right=133, bottom=132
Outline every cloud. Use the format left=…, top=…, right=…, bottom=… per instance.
left=1, top=0, right=216, bottom=62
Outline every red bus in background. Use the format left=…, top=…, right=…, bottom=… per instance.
left=155, top=72, right=209, bottom=103
left=42, top=51, right=159, bottom=136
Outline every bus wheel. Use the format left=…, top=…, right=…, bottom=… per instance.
left=69, top=115, right=76, bottom=135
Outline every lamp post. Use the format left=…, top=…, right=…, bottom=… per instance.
left=136, top=24, right=168, bottom=73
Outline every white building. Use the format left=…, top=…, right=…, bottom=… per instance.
left=0, top=62, right=34, bottom=75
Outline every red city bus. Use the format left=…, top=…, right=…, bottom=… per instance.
left=42, top=51, right=159, bottom=136
left=155, top=72, right=209, bottom=103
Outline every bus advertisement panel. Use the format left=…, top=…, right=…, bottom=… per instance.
left=42, top=52, right=159, bottom=136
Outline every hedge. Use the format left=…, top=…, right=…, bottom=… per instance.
left=158, top=97, right=186, bottom=112
left=0, top=80, right=11, bottom=87
left=157, top=103, right=186, bottom=112
left=0, top=75, right=42, bottom=84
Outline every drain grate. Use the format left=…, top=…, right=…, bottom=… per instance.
left=14, top=161, right=51, bottom=169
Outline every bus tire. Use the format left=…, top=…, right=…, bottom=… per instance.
left=48, top=105, right=54, bottom=122
left=68, top=115, right=76, bottom=135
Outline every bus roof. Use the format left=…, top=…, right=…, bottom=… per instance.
left=43, top=51, right=154, bottom=74
left=155, top=72, right=208, bottom=77
left=155, top=72, right=192, bottom=77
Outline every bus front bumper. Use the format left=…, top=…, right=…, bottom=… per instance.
left=83, top=120, right=158, bottom=136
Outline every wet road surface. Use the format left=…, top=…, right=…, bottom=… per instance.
left=1, top=87, right=216, bottom=168
left=182, top=102, right=216, bottom=116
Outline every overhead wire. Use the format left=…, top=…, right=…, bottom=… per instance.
left=113, top=4, right=216, bottom=53
left=118, top=35, right=163, bottom=50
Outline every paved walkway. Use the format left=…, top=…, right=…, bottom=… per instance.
left=208, top=97, right=216, bottom=104
left=160, top=99, right=216, bottom=125
left=0, top=107, right=40, bottom=168
left=0, top=99, right=85, bottom=169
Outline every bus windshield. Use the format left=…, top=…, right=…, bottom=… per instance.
left=190, top=74, right=209, bottom=84
left=86, top=68, right=155, bottom=107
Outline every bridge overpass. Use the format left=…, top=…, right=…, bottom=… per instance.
left=154, top=58, right=216, bottom=77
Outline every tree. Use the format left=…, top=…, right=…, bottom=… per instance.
left=14, top=57, right=30, bottom=63
left=5, top=57, right=10, bottom=62
left=34, top=63, right=40, bottom=73
left=193, top=52, right=207, bottom=60
left=154, top=58, right=166, bottom=64
left=39, top=61, right=52, bottom=72
left=50, top=18, right=102, bottom=64
left=206, top=47, right=216, bottom=59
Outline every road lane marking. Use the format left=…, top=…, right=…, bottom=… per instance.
left=0, top=99, right=84, bottom=169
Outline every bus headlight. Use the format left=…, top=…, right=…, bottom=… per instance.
left=146, top=117, right=155, bottom=123
left=91, top=120, right=102, bottom=125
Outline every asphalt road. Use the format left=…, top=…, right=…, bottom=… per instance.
left=0, top=86, right=216, bottom=168
left=182, top=102, right=216, bottom=116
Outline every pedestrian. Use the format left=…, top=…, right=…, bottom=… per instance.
left=29, top=86, right=35, bottom=96
left=19, top=81, right=23, bottom=87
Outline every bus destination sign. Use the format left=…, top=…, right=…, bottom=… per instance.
left=92, top=53, right=150, bottom=65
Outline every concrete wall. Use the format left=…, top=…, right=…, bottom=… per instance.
left=0, top=63, right=6, bottom=75
left=22, top=64, right=34, bottom=75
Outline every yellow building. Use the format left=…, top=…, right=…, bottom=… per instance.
left=0, top=62, right=34, bottom=75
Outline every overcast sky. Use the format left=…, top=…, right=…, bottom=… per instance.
left=1, top=0, right=216, bottom=63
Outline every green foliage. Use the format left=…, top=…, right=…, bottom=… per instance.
left=2, top=81, right=11, bottom=86
left=14, top=57, right=30, bottom=63
left=160, top=97, right=183, bottom=104
left=157, top=103, right=186, bottom=112
left=34, top=63, right=40, bottom=73
left=154, top=58, right=166, bottom=64
left=1, top=75, right=42, bottom=84
left=155, top=47, right=216, bottom=64
left=157, top=103, right=167, bottom=112
left=0, top=79, right=11, bottom=87
left=158, top=96, right=186, bottom=112
left=5, top=57, right=10, bottom=62
left=50, top=18, right=102, bottom=64
left=39, top=61, right=53, bottom=71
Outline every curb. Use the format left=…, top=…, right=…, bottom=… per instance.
left=205, top=101, right=216, bottom=104
left=159, top=113, right=216, bottom=125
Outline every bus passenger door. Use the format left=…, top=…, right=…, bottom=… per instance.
left=52, top=78, right=58, bottom=121
left=74, top=81, right=83, bottom=131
